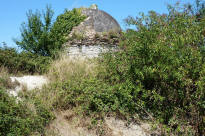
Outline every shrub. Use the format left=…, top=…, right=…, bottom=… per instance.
left=50, top=8, right=86, bottom=52
left=0, top=46, right=51, bottom=74
left=0, top=88, right=54, bottom=136
left=101, top=4, right=205, bottom=135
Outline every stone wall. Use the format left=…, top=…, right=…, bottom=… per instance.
left=66, top=45, right=117, bottom=58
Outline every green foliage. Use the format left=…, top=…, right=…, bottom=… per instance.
left=50, top=8, right=86, bottom=50
left=15, top=6, right=54, bottom=56
left=189, top=0, right=205, bottom=20
left=103, top=5, right=205, bottom=135
left=15, top=6, right=86, bottom=57
left=0, top=46, right=51, bottom=74
left=49, top=77, right=118, bottom=113
left=6, top=2, right=205, bottom=136
left=0, top=88, right=54, bottom=136
left=29, top=4, right=205, bottom=135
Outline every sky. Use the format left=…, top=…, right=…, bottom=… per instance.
left=0, top=0, right=194, bottom=48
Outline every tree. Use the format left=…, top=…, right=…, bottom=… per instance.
left=15, top=6, right=86, bottom=57
left=15, top=5, right=54, bottom=56
left=186, top=0, right=205, bottom=21
left=49, top=8, right=86, bottom=52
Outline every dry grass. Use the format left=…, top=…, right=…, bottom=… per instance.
left=0, top=66, right=9, bottom=79
left=0, top=66, right=19, bottom=89
left=47, top=53, right=98, bottom=83
left=25, top=53, right=98, bottom=109
left=24, top=53, right=117, bottom=135
left=25, top=54, right=103, bottom=135
left=45, top=110, right=113, bottom=136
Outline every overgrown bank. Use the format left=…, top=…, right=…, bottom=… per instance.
left=100, top=4, right=205, bottom=135
left=1, top=2, right=205, bottom=136
left=33, top=3, right=205, bottom=135
left=0, top=6, right=87, bottom=136
left=0, top=67, right=54, bottom=136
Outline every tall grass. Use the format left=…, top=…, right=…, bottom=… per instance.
left=0, top=67, right=18, bottom=89
left=25, top=54, right=98, bottom=110
left=48, top=53, right=97, bottom=82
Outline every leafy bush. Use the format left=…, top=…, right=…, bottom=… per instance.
left=50, top=8, right=86, bottom=52
left=101, top=4, right=205, bottom=135
left=28, top=6, right=205, bottom=134
left=0, top=88, right=54, bottom=136
left=15, top=6, right=86, bottom=57
left=0, top=46, right=51, bottom=74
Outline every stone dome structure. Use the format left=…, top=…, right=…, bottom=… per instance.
left=69, top=6, right=121, bottom=41
left=66, top=5, right=121, bottom=58
left=81, top=8, right=121, bottom=33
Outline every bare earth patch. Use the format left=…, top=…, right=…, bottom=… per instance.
left=46, top=110, right=96, bottom=136
left=46, top=110, right=159, bottom=136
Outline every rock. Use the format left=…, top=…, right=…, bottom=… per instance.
left=105, top=117, right=157, bottom=136
left=7, top=76, right=48, bottom=97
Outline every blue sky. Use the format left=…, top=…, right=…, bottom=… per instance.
left=0, top=0, right=194, bottom=47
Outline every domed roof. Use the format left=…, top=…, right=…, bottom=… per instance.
left=67, top=6, right=121, bottom=46
left=81, top=8, right=121, bottom=32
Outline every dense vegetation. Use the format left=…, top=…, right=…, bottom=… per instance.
left=0, top=1, right=205, bottom=136
left=0, top=6, right=86, bottom=136
left=104, top=4, right=205, bottom=134
left=104, top=3, right=204, bottom=135
left=0, top=68, right=54, bottom=136
left=30, top=3, right=204, bottom=135
left=0, top=47, right=50, bottom=74
left=0, top=88, right=54, bottom=136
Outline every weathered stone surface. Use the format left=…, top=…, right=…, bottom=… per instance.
left=89, top=4, right=98, bottom=10
left=65, top=6, right=121, bottom=57
left=66, top=6, right=121, bottom=46
left=66, top=45, right=118, bottom=58
left=81, top=8, right=121, bottom=33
